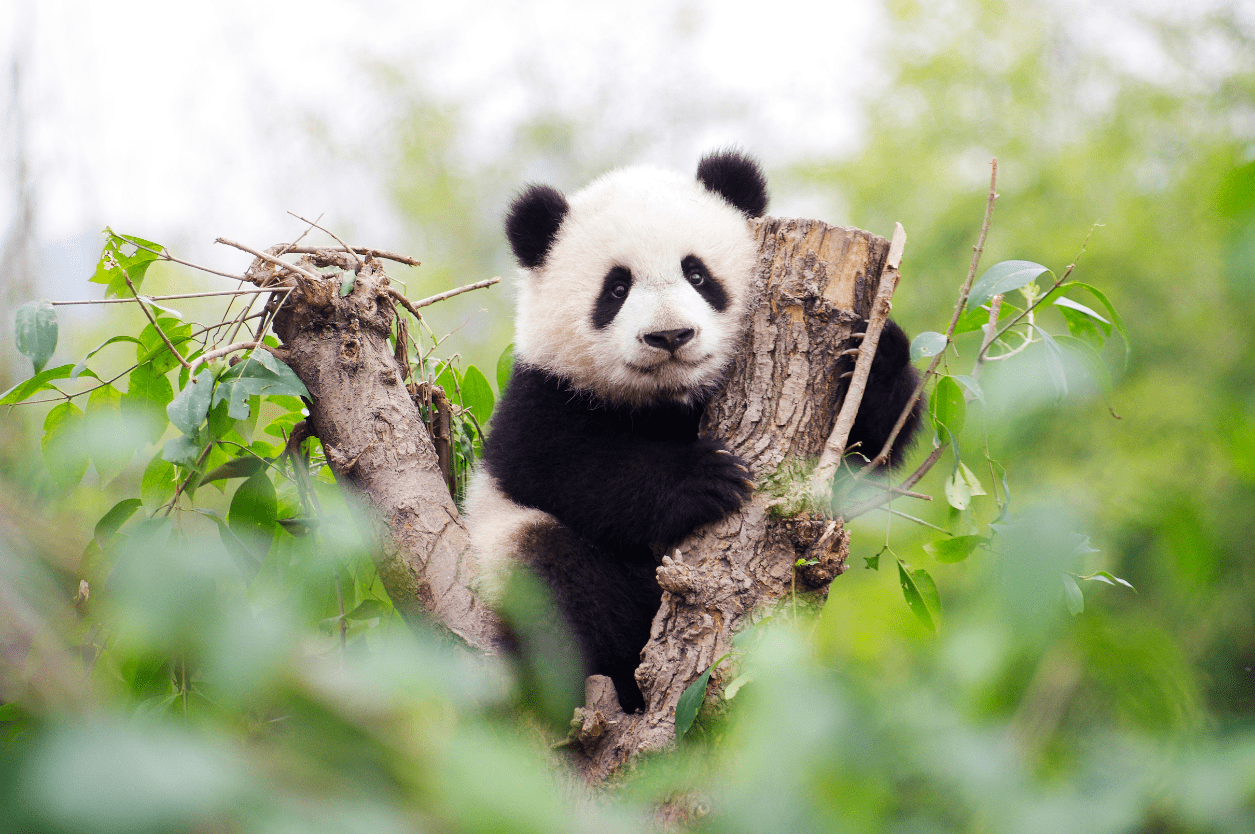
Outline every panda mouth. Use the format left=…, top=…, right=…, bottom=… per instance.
left=625, top=353, right=715, bottom=375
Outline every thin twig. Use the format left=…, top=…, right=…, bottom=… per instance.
left=187, top=341, right=282, bottom=376
left=813, top=223, right=907, bottom=488
left=282, top=246, right=421, bottom=267
left=215, top=238, right=322, bottom=285
left=871, top=505, right=951, bottom=534
left=407, top=277, right=500, bottom=311
left=125, top=274, right=192, bottom=371
left=286, top=212, right=363, bottom=270
left=107, top=233, right=247, bottom=282
left=856, top=158, right=999, bottom=476
left=50, top=287, right=290, bottom=306
left=844, top=444, right=946, bottom=520
left=974, top=234, right=1091, bottom=366
left=971, top=293, right=1004, bottom=383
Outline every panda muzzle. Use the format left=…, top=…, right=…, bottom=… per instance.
left=641, top=328, right=695, bottom=354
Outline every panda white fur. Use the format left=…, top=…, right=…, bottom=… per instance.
left=467, top=151, right=920, bottom=712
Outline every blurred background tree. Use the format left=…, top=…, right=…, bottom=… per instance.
left=1, top=0, right=1253, bottom=830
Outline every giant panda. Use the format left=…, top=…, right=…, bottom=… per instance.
left=466, top=151, right=920, bottom=712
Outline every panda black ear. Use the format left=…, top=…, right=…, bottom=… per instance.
left=505, top=184, right=569, bottom=269
left=696, top=149, right=769, bottom=219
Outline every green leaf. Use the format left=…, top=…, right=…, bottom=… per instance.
left=217, top=350, right=309, bottom=402
left=1033, top=325, right=1069, bottom=400
left=195, top=509, right=261, bottom=582
left=122, top=363, right=174, bottom=444
left=909, top=331, right=947, bottom=361
left=1076, top=570, right=1136, bottom=592
left=952, top=374, right=985, bottom=406
left=923, top=534, right=985, bottom=563
left=73, top=335, right=145, bottom=380
left=1062, top=573, right=1084, bottom=615
left=167, top=370, right=215, bottom=435
left=898, top=561, right=940, bottom=632
left=958, top=462, right=986, bottom=496
left=496, top=342, right=515, bottom=392
left=140, top=453, right=177, bottom=509
left=929, top=375, right=966, bottom=434
left=339, top=272, right=355, bottom=297
left=93, top=230, right=163, bottom=297
left=228, top=469, right=277, bottom=561
left=1053, top=296, right=1112, bottom=347
left=200, top=455, right=267, bottom=484
left=85, top=384, right=135, bottom=484
left=136, top=318, right=193, bottom=374
left=0, top=363, right=97, bottom=406
left=1057, top=335, right=1114, bottom=398
left=42, top=402, right=89, bottom=490
left=15, top=300, right=58, bottom=373
left=969, top=260, right=1052, bottom=308
left=944, top=469, right=972, bottom=510
left=724, top=673, right=752, bottom=700
left=1068, top=282, right=1131, bottom=366
left=94, top=499, right=143, bottom=550
left=347, top=599, right=387, bottom=620
left=435, top=363, right=462, bottom=406
left=954, top=299, right=1020, bottom=336
left=676, top=664, right=717, bottom=740
left=864, top=552, right=881, bottom=570
left=460, top=364, right=495, bottom=424
left=162, top=434, right=203, bottom=468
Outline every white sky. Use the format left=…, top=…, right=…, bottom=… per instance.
left=0, top=0, right=1243, bottom=306
left=0, top=0, right=886, bottom=282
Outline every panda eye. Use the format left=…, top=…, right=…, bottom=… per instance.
left=687, top=269, right=705, bottom=287
left=611, top=283, right=628, bottom=299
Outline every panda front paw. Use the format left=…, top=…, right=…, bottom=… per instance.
left=652, top=440, right=753, bottom=547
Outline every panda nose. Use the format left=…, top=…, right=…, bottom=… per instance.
left=642, top=328, right=695, bottom=353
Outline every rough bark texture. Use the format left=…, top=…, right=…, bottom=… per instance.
left=569, top=217, right=889, bottom=779
left=264, top=253, right=504, bottom=653
left=252, top=219, right=890, bottom=781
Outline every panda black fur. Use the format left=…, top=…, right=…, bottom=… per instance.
left=467, top=151, right=920, bottom=712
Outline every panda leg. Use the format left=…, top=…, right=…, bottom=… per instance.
left=846, top=318, right=923, bottom=469
left=517, top=520, right=661, bottom=714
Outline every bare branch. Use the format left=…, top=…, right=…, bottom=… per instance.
left=186, top=341, right=285, bottom=376
left=813, top=222, right=906, bottom=488
left=50, top=287, right=290, bottom=306
left=215, top=238, right=322, bottom=285
left=125, top=274, right=192, bottom=371
left=281, top=246, right=422, bottom=267
left=410, top=278, right=501, bottom=312
left=286, top=212, right=363, bottom=270
left=854, top=158, right=999, bottom=476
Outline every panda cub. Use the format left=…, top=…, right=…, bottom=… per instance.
left=467, top=151, right=919, bottom=712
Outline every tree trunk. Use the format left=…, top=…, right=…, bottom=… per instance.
left=255, top=218, right=891, bottom=781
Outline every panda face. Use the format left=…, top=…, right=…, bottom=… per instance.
left=507, top=153, right=768, bottom=407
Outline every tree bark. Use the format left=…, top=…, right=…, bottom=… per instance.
left=265, top=253, right=504, bottom=653
left=251, top=218, right=892, bottom=781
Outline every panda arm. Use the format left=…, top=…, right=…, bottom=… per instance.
left=846, top=318, right=923, bottom=468
left=483, top=368, right=751, bottom=551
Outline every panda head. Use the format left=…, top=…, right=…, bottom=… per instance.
left=505, top=150, right=768, bottom=407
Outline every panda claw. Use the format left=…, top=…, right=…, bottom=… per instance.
left=851, top=332, right=865, bottom=340
left=839, top=371, right=854, bottom=380
left=840, top=348, right=861, bottom=357
left=714, top=449, right=733, bottom=456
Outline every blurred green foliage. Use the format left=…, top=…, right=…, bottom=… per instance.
left=3, top=0, right=1255, bottom=831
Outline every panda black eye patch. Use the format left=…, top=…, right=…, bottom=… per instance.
left=680, top=255, right=728, bottom=312
left=592, top=266, right=633, bottom=329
